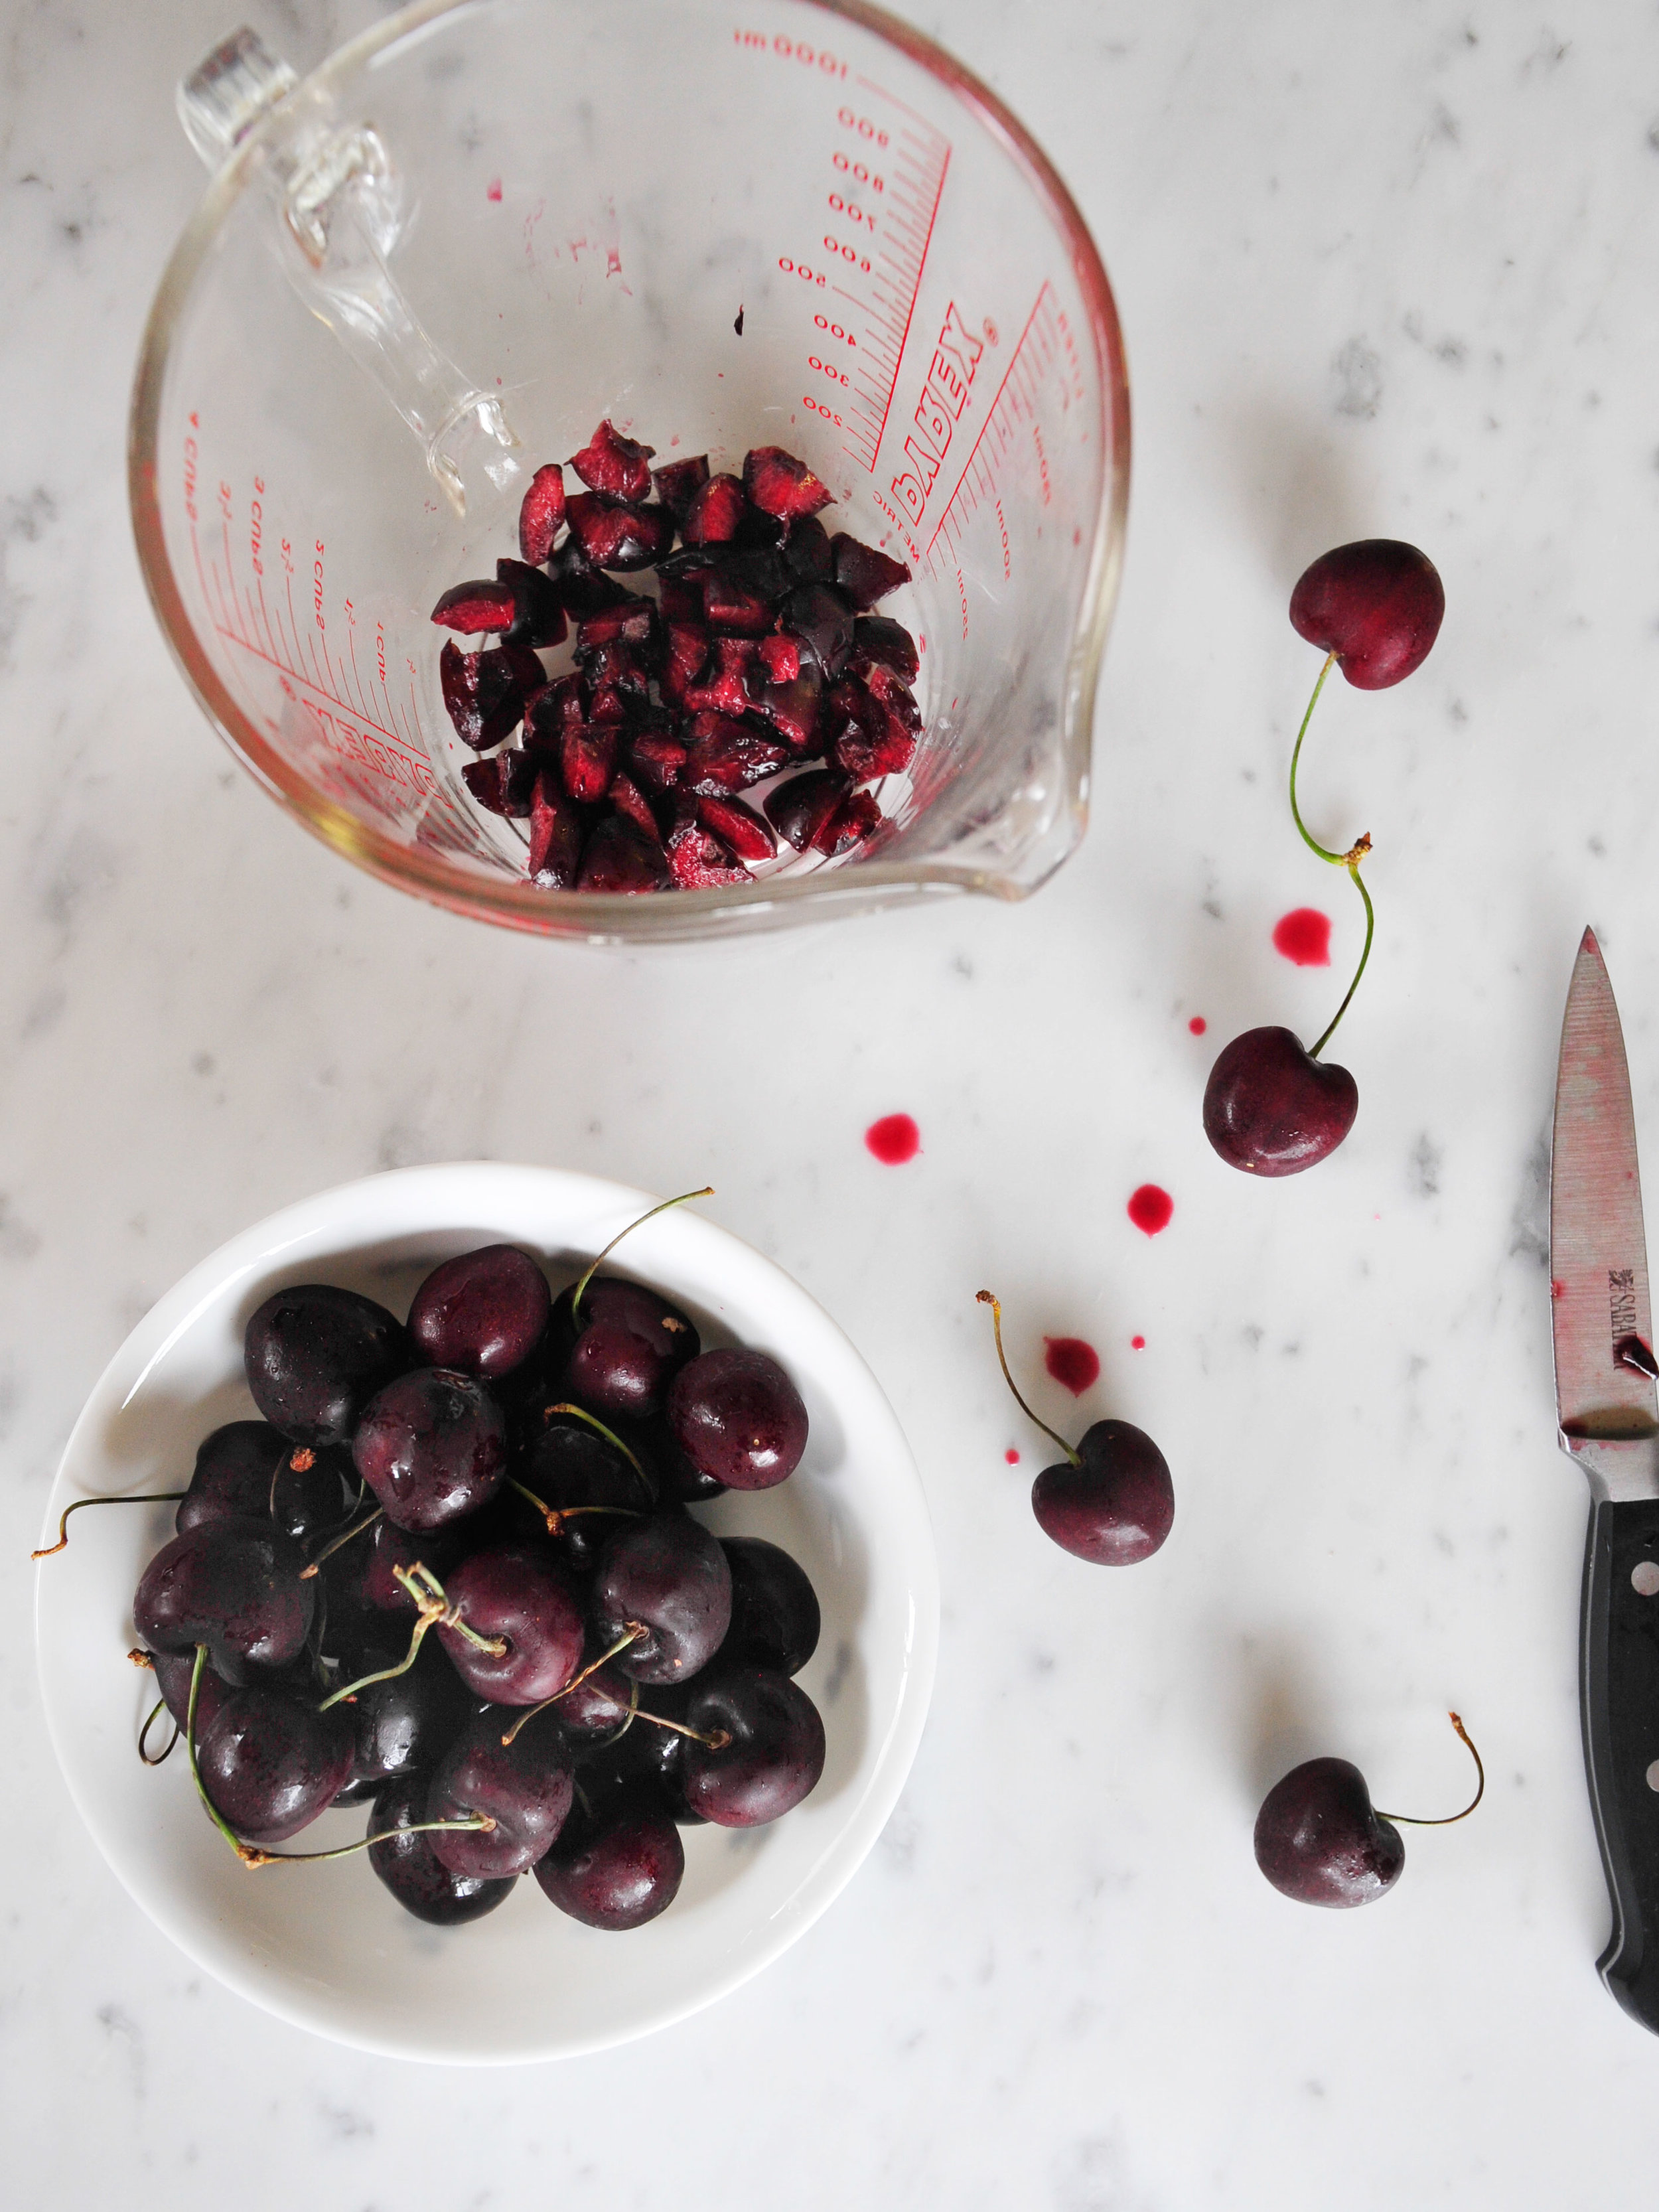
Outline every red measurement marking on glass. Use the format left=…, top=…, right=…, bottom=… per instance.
left=925, top=281, right=1062, bottom=567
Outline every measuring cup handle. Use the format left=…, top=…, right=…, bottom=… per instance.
left=176, top=26, right=519, bottom=517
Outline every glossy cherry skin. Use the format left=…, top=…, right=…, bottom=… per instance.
left=330, top=1634, right=474, bottom=1805
left=133, top=1517, right=313, bottom=1683
left=352, top=1368, right=507, bottom=1531
left=680, top=1663, right=826, bottom=1826
left=196, top=1688, right=355, bottom=1845
left=562, top=1279, right=701, bottom=1421
left=434, top=1543, right=585, bottom=1705
left=721, top=1537, right=821, bottom=1674
left=1203, top=1026, right=1358, bottom=1176
left=149, top=1645, right=234, bottom=1735
left=408, top=1244, right=551, bottom=1379
left=322, top=1515, right=461, bottom=1634
left=666, top=1348, right=808, bottom=1491
left=367, top=1771, right=517, bottom=1925
left=1254, top=1757, right=1406, bottom=1907
left=1032, top=1422, right=1174, bottom=1565
left=518, top=1418, right=658, bottom=1574
left=535, top=1793, right=685, bottom=1929
left=427, top=1711, right=575, bottom=1878
left=1289, top=540, right=1445, bottom=691
left=244, top=1284, right=410, bottom=1447
left=175, top=1422, right=353, bottom=1546
left=592, top=1514, right=732, bottom=1685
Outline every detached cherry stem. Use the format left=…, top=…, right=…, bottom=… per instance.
left=31, top=1493, right=187, bottom=1560
left=975, top=1292, right=1080, bottom=1469
left=569, top=1185, right=714, bottom=1323
left=1376, top=1712, right=1485, bottom=1827
left=1287, top=648, right=1375, bottom=1061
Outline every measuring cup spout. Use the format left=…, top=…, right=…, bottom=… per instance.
left=177, top=27, right=519, bottom=517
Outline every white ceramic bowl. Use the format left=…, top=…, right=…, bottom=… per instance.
left=34, top=1164, right=937, bottom=2063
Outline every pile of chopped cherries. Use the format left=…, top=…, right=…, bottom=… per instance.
left=431, top=421, right=921, bottom=891
left=54, top=1216, right=826, bottom=1932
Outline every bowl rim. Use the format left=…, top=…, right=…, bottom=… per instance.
left=33, top=1162, right=940, bottom=2062
left=127, top=0, right=1131, bottom=940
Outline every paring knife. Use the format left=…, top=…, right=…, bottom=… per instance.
left=1551, top=925, right=1659, bottom=2033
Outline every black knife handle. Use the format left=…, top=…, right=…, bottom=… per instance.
left=1582, top=1496, right=1659, bottom=2031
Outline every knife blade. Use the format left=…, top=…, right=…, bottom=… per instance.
left=1551, top=924, right=1659, bottom=2033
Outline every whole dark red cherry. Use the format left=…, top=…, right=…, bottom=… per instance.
left=330, top=1633, right=474, bottom=1805
left=149, top=1645, right=234, bottom=1734
left=133, top=1516, right=314, bottom=1682
left=196, top=1687, right=355, bottom=1845
left=407, top=1244, right=551, bottom=1379
left=679, top=1663, right=826, bottom=1826
left=666, top=1348, right=808, bottom=1491
left=427, top=1710, right=575, bottom=1878
left=368, top=1771, right=518, bottom=1925
left=323, top=1514, right=461, bottom=1629
left=517, top=1416, right=658, bottom=1573
left=434, top=1543, right=585, bottom=1705
left=175, top=1422, right=352, bottom=1544
left=1202, top=1025, right=1358, bottom=1176
left=352, top=1368, right=507, bottom=1531
left=721, top=1536, right=821, bottom=1675
left=1289, top=540, right=1445, bottom=691
left=1033, top=1422, right=1174, bottom=1566
left=561, top=1278, right=701, bottom=1420
left=244, top=1284, right=410, bottom=1447
left=592, top=1514, right=732, bottom=1684
left=1254, top=1757, right=1405, bottom=1907
left=534, top=1793, right=685, bottom=1929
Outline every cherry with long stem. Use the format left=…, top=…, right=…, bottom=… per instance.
left=569, top=1187, right=714, bottom=1323
left=1287, top=649, right=1375, bottom=1061
left=1374, top=1711, right=1484, bottom=1827
left=507, top=1477, right=642, bottom=1541
left=31, top=1493, right=186, bottom=1560
left=498, top=1625, right=646, bottom=1746
left=975, top=1293, right=1079, bottom=1467
left=315, top=1562, right=508, bottom=1712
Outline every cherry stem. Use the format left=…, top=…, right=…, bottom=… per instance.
left=269, top=1445, right=317, bottom=1522
left=316, top=1562, right=507, bottom=1711
left=507, top=1478, right=642, bottom=1539
left=569, top=1185, right=715, bottom=1323
left=31, top=1493, right=187, bottom=1560
left=634, top=1708, right=732, bottom=1753
left=1287, top=650, right=1375, bottom=1062
left=186, top=1644, right=265, bottom=1864
left=299, top=1505, right=384, bottom=1580
left=317, top=1606, right=436, bottom=1710
left=541, top=1403, right=649, bottom=1483
left=498, top=1625, right=646, bottom=1747
left=1376, top=1712, right=1485, bottom=1827
left=139, top=1698, right=179, bottom=1766
left=975, top=1292, right=1080, bottom=1469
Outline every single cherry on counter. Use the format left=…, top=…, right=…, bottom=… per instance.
left=1254, top=1715, right=1482, bottom=1908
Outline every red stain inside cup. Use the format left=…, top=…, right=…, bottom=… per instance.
left=1127, top=1184, right=1173, bottom=1236
left=1272, top=907, right=1332, bottom=966
left=1044, top=1337, right=1100, bottom=1395
left=865, top=1114, right=920, bottom=1165
left=1189, top=1015, right=1207, bottom=1035
left=1004, top=1447, right=1021, bottom=1464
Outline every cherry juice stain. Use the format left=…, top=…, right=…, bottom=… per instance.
left=1004, top=1447, right=1021, bottom=1465
left=865, top=1113, right=920, bottom=1165
left=1273, top=907, right=1332, bottom=967
left=486, top=177, right=504, bottom=202
left=1044, top=1337, right=1100, bottom=1395
left=1131, top=1335, right=1146, bottom=1350
left=1189, top=1015, right=1207, bottom=1036
left=1127, top=1184, right=1174, bottom=1236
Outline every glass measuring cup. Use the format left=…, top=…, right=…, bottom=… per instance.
left=131, top=0, right=1129, bottom=942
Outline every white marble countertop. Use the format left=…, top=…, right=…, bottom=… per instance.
left=9, top=0, right=1659, bottom=2201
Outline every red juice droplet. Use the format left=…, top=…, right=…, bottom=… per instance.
left=1131, top=1335, right=1146, bottom=1350
left=1189, top=1015, right=1207, bottom=1035
left=1004, top=1447, right=1021, bottom=1464
left=1272, top=907, right=1332, bottom=966
left=1127, top=1184, right=1174, bottom=1236
left=1044, top=1337, right=1100, bottom=1395
left=865, top=1113, right=920, bottom=1165
left=486, top=178, right=504, bottom=202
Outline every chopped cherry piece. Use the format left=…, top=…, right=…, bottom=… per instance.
left=579, top=813, right=670, bottom=893
left=751, top=666, right=824, bottom=752
left=463, top=750, right=537, bottom=817
left=496, top=557, right=567, bottom=649
left=765, top=769, right=847, bottom=850
left=757, top=634, right=801, bottom=684
left=430, top=578, right=518, bottom=633
left=547, top=535, right=635, bottom=615
left=668, top=809, right=748, bottom=887
left=609, top=771, right=663, bottom=841
left=780, top=583, right=854, bottom=678
left=570, top=420, right=655, bottom=502
left=701, top=571, right=773, bottom=635
left=528, top=772, right=582, bottom=887
left=628, top=729, right=689, bottom=794
left=683, top=473, right=748, bottom=546
left=816, top=786, right=883, bottom=854
left=441, top=642, right=532, bottom=751
left=652, top=453, right=710, bottom=521
left=575, top=596, right=660, bottom=655
left=830, top=533, right=911, bottom=610
left=782, top=516, right=833, bottom=583
left=833, top=711, right=916, bottom=782
left=661, top=622, right=711, bottom=705
left=743, top=446, right=832, bottom=520
left=518, top=464, right=567, bottom=565
left=657, top=573, right=705, bottom=622
left=561, top=723, right=618, bottom=804
left=684, top=636, right=758, bottom=717
left=566, top=494, right=676, bottom=572
left=697, top=793, right=776, bottom=863
left=853, top=614, right=920, bottom=684
left=684, top=714, right=790, bottom=794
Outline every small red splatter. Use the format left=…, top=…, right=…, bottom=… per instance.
left=486, top=178, right=503, bottom=202
left=1273, top=907, right=1332, bottom=966
left=1551, top=1278, right=1567, bottom=1300
left=1189, top=1015, right=1207, bottom=1035
left=865, top=1113, right=920, bottom=1164
left=1131, top=1335, right=1146, bottom=1350
left=1044, top=1337, right=1100, bottom=1395
left=1127, top=1184, right=1174, bottom=1236
left=1004, top=1447, right=1021, bottom=1464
